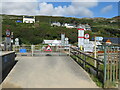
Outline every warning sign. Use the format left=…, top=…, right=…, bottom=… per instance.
left=45, top=45, right=52, bottom=51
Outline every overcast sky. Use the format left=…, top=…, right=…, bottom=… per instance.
left=0, top=0, right=119, bottom=18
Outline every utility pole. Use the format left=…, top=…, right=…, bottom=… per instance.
left=94, top=36, right=97, bottom=67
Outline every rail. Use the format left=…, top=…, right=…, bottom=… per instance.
left=70, top=47, right=104, bottom=79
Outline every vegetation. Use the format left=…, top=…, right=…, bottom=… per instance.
left=1, top=14, right=120, bottom=45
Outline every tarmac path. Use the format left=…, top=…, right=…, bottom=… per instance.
left=2, top=56, right=98, bottom=88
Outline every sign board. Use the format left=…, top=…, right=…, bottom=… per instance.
left=84, top=43, right=94, bottom=52
left=96, top=37, right=103, bottom=41
left=11, top=39, right=13, bottom=43
left=45, top=45, right=52, bottom=51
left=15, top=38, right=19, bottom=42
left=84, top=34, right=90, bottom=39
left=15, top=42, right=19, bottom=46
left=65, top=38, right=68, bottom=41
left=84, top=39, right=89, bottom=44
left=6, top=29, right=10, bottom=37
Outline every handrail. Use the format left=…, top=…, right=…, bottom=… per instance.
left=71, top=51, right=103, bottom=73
left=70, top=47, right=104, bottom=64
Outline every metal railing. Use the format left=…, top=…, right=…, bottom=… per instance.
left=70, top=44, right=120, bottom=88
left=13, top=45, right=70, bottom=56
left=70, top=47, right=104, bottom=81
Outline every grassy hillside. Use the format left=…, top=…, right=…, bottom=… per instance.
left=1, top=15, right=120, bottom=45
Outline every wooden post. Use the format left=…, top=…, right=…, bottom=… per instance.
left=69, top=46, right=71, bottom=56
left=94, top=36, right=97, bottom=67
left=96, top=61, right=99, bottom=78
left=113, top=46, right=115, bottom=81
left=104, top=45, right=107, bottom=87
left=83, top=55, right=86, bottom=69
left=110, top=46, right=112, bottom=82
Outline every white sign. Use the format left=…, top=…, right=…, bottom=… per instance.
left=15, top=38, right=19, bottom=42
left=15, top=42, right=19, bottom=46
left=84, top=43, right=94, bottom=52
left=65, top=38, right=68, bottom=41
left=96, top=37, right=103, bottom=41
left=84, top=34, right=90, bottom=39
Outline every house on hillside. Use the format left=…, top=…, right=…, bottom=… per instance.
left=23, top=16, right=35, bottom=23
left=51, top=22, right=61, bottom=27
left=62, top=23, right=76, bottom=28
left=77, top=24, right=91, bottom=31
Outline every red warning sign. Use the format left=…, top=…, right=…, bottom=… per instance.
left=45, top=45, right=52, bottom=51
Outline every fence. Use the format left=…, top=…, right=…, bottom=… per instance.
left=70, top=44, right=120, bottom=88
left=98, top=45, right=120, bottom=88
left=13, top=45, right=70, bottom=56
left=70, top=47, right=104, bottom=84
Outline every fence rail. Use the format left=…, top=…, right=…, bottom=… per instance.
left=13, top=45, right=70, bottom=56
left=70, top=47, right=104, bottom=82
left=70, top=45, right=120, bottom=88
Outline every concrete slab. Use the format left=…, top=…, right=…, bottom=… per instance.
left=2, top=56, right=98, bottom=88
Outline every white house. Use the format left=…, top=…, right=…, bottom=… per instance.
left=23, top=16, right=35, bottom=23
left=77, top=24, right=91, bottom=31
left=63, top=23, right=76, bottom=28
left=51, top=22, right=61, bottom=27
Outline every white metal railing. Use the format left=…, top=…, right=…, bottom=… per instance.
left=13, top=45, right=70, bottom=56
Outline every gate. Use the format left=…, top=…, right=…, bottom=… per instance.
left=13, top=45, right=70, bottom=56
left=98, top=45, right=120, bottom=88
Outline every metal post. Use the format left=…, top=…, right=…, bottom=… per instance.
left=31, top=45, right=34, bottom=56
left=104, top=45, right=107, bottom=87
left=69, top=46, right=71, bottom=56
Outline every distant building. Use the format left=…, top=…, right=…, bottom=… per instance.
left=77, top=24, right=91, bottom=31
left=23, top=16, right=35, bottom=23
left=62, top=23, right=76, bottom=28
left=51, top=22, right=61, bottom=27
left=110, top=20, right=116, bottom=23
left=43, top=40, right=61, bottom=46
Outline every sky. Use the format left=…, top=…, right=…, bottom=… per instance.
left=0, top=0, right=119, bottom=18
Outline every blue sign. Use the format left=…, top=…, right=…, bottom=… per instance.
left=16, top=20, right=22, bottom=23
left=19, top=49, right=27, bottom=53
left=96, top=37, right=103, bottom=41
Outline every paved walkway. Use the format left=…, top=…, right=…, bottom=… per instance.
left=2, top=56, right=98, bottom=88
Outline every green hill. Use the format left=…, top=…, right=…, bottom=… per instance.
left=1, top=14, right=120, bottom=45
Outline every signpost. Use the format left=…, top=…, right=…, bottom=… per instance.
left=84, top=33, right=90, bottom=39
left=95, top=37, right=103, bottom=41
left=45, top=45, right=52, bottom=51
left=6, top=29, right=10, bottom=37
left=15, top=38, right=19, bottom=46
left=94, top=36, right=103, bottom=67
left=5, top=29, right=11, bottom=51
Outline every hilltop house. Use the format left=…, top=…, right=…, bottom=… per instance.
left=62, top=23, right=76, bottom=28
left=23, top=16, right=35, bottom=23
left=51, top=22, right=61, bottom=27
left=77, top=24, right=91, bottom=31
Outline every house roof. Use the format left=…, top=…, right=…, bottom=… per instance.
left=43, top=40, right=61, bottom=44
